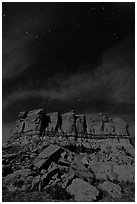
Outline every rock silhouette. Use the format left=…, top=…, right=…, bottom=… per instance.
left=2, top=109, right=135, bottom=202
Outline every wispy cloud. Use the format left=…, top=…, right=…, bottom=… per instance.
left=3, top=35, right=135, bottom=111
left=2, top=33, right=134, bottom=124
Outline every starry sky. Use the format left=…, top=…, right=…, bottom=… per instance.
left=2, top=2, right=135, bottom=142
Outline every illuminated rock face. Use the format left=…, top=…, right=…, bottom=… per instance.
left=3, top=110, right=134, bottom=202
left=75, top=114, right=86, bottom=134
left=61, top=111, right=76, bottom=134
left=9, top=109, right=129, bottom=145
left=10, top=109, right=45, bottom=138
left=47, top=112, right=62, bottom=132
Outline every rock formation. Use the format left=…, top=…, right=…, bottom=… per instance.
left=2, top=109, right=135, bottom=202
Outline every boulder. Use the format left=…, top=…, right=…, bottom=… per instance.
left=33, top=159, right=46, bottom=169
left=67, top=178, right=99, bottom=201
left=75, top=114, right=86, bottom=134
left=61, top=111, right=76, bottom=134
left=98, top=181, right=122, bottom=198
left=48, top=162, right=59, bottom=176
left=113, top=164, right=135, bottom=182
left=4, top=169, right=32, bottom=190
left=33, top=145, right=61, bottom=169
left=69, top=159, right=95, bottom=184
left=89, top=161, right=116, bottom=181
left=47, top=112, right=62, bottom=132
left=37, top=145, right=61, bottom=159
left=41, top=163, right=59, bottom=189
left=62, top=174, right=75, bottom=189
left=80, top=156, right=89, bottom=166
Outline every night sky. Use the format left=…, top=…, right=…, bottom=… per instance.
left=2, top=2, right=135, bottom=142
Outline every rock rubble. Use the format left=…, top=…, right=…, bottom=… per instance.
left=2, top=109, right=135, bottom=202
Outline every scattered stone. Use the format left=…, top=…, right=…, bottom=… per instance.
left=40, top=169, right=47, bottom=174
left=31, top=175, right=41, bottom=190
left=113, top=164, right=135, bottom=182
left=67, top=178, right=99, bottom=201
left=2, top=153, right=18, bottom=159
left=8, top=185, right=18, bottom=192
left=40, top=173, right=49, bottom=189
left=82, top=142, right=91, bottom=149
left=98, top=181, right=122, bottom=198
left=40, top=140, right=50, bottom=149
left=80, top=156, right=89, bottom=166
left=58, top=159, right=70, bottom=166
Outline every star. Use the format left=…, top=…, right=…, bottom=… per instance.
left=106, top=17, right=111, bottom=22
left=48, top=29, right=52, bottom=33
left=90, top=7, right=95, bottom=11
left=35, top=34, right=39, bottom=38
left=102, top=6, right=105, bottom=10
left=25, top=31, right=28, bottom=35
left=3, top=14, right=6, bottom=17
left=112, top=32, right=119, bottom=39
left=113, top=32, right=117, bottom=36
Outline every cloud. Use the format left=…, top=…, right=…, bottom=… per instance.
left=3, top=35, right=134, bottom=119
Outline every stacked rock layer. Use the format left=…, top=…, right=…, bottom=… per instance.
left=10, top=109, right=129, bottom=141
left=2, top=108, right=135, bottom=202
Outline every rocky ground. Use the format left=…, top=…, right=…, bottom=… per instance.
left=2, top=135, right=135, bottom=202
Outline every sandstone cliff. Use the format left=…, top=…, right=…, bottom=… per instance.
left=2, top=109, right=135, bottom=202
